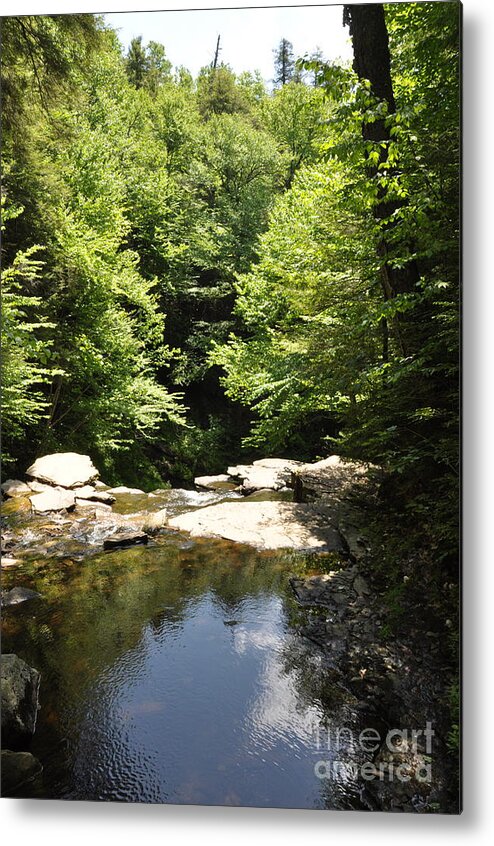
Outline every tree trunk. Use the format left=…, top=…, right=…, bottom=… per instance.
left=344, top=4, right=420, bottom=315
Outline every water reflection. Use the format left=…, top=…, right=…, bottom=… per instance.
left=2, top=535, right=365, bottom=808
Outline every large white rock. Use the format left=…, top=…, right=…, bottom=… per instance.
left=26, top=453, right=99, bottom=489
left=227, top=458, right=302, bottom=493
left=168, top=501, right=344, bottom=553
left=30, top=488, right=76, bottom=513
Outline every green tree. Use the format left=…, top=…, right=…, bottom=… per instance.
left=125, top=35, right=149, bottom=88
left=273, top=38, right=295, bottom=87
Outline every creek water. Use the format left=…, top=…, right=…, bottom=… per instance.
left=2, top=488, right=365, bottom=809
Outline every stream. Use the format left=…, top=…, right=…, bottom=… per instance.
left=2, top=488, right=367, bottom=809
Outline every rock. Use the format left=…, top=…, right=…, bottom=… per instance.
left=106, top=486, right=145, bottom=495
left=103, top=531, right=149, bottom=550
left=75, top=499, right=112, bottom=513
left=1, top=557, right=22, bottom=568
left=141, top=508, right=168, bottom=534
left=168, top=501, right=345, bottom=552
left=1, top=480, right=32, bottom=498
left=227, top=458, right=302, bottom=493
left=194, top=474, right=236, bottom=490
left=1, top=587, right=43, bottom=607
left=252, top=458, right=303, bottom=470
left=353, top=574, right=371, bottom=597
left=1, top=750, right=43, bottom=795
left=1, top=654, right=40, bottom=747
left=292, top=455, right=371, bottom=503
left=94, top=480, right=108, bottom=489
left=93, top=504, right=114, bottom=516
left=338, top=516, right=370, bottom=563
left=27, top=480, right=53, bottom=494
left=30, top=487, right=76, bottom=513
left=71, top=485, right=115, bottom=504
left=26, top=453, right=99, bottom=489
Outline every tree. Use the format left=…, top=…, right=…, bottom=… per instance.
left=196, top=64, right=248, bottom=118
left=344, top=3, right=419, bottom=306
left=260, top=82, right=329, bottom=188
left=145, top=40, right=172, bottom=93
left=273, top=38, right=295, bottom=87
left=125, top=35, right=149, bottom=88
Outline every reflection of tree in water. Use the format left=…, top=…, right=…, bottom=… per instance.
left=278, top=594, right=386, bottom=810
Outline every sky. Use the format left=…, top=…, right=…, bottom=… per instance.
left=104, top=5, right=353, bottom=83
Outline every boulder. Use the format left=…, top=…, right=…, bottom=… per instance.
left=71, top=484, right=115, bottom=504
left=141, top=508, right=168, bottom=534
left=103, top=531, right=149, bottom=550
left=1, top=480, right=32, bottom=498
left=227, top=458, right=302, bottom=493
left=1, top=654, right=40, bottom=747
left=1, top=587, right=43, bottom=608
left=292, top=455, right=371, bottom=503
left=106, top=486, right=145, bottom=495
left=1, top=750, right=43, bottom=795
left=30, top=487, right=76, bottom=513
left=168, top=501, right=345, bottom=553
left=26, top=453, right=99, bottom=489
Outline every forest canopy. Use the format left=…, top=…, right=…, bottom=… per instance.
left=1, top=3, right=459, bottom=530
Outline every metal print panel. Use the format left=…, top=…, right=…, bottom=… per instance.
left=0, top=1, right=461, bottom=813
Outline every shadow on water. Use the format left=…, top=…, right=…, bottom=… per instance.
left=2, top=524, right=367, bottom=809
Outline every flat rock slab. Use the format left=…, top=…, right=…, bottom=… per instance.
left=30, top=488, right=76, bottom=513
left=1, top=480, right=32, bottom=498
left=71, top=485, right=115, bottom=504
left=103, top=531, right=149, bottom=550
left=168, top=501, right=345, bottom=552
left=2, top=587, right=43, bottom=607
left=26, top=453, right=99, bottom=489
left=1, top=654, right=40, bottom=747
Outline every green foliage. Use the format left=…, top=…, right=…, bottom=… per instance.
left=1, top=240, right=58, bottom=463
left=197, top=64, right=250, bottom=118
left=1, top=5, right=459, bottom=513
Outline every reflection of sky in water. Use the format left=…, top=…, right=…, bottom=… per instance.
left=3, top=532, right=363, bottom=808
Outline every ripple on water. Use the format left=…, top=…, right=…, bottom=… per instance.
left=2, top=533, right=363, bottom=808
